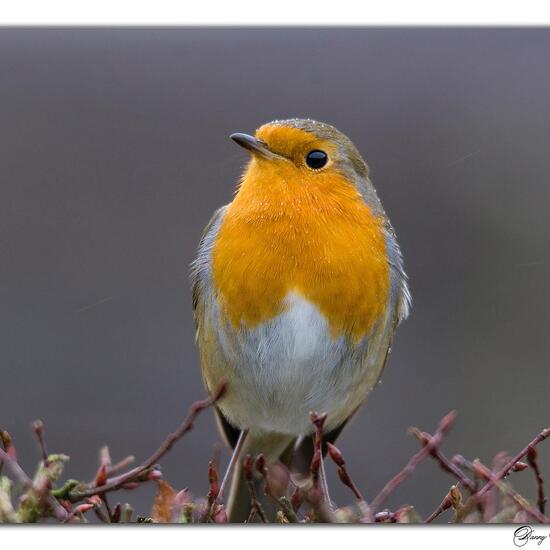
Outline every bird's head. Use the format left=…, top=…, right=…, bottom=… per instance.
left=230, top=119, right=375, bottom=203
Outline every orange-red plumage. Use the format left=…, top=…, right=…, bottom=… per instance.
left=212, top=125, right=390, bottom=341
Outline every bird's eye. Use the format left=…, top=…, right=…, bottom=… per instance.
left=305, top=150, right=328, bottom=170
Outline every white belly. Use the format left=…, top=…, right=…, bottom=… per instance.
left=216, top=292, right=381, bottom=436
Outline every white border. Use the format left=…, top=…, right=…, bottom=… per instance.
left=1, top=0, right=550, bottom=25
left=0, top=7, right=544, bottom=547
left=0, top=524, right=524, bottom=550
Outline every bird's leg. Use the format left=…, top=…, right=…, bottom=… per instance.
left=319, top=451, right=334, bottom=509
left=217, top=428, right=249, bottom=504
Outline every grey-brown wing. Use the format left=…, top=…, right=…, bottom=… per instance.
left=190, top=205, right=227, bottom=326
left=190, top=205, right=244, bottom=449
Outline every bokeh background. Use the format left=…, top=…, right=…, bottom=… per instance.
left=1, top=28, right=549, bottom=520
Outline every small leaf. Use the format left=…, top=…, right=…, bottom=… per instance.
left=151, top=480, right=177, bottom=523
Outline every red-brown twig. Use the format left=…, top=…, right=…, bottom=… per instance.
left=68, top=381, right=227, bottom=501
left=0, top=429, right=15, bottom=476
left=255, top=455, right=271, bottom=496
left=426, top=502, right=451, bottom=524
left=207, top=460, right=220, bottom=507
left=309, top=412, right=327, bottom=491
left=31, top=420, right=48, bottom=464
left=370, top=411, right=457, bottom=513
left=202, top=460, right=221, bottom=522
left=472, top=459, right=548, bottom=523
left=452, top=452, right=524, bottom=521
left=325, top=441, right=374, bottom=522
left=311, top=411, right=339, bottom=516
left=425, top=491, right=453, bottom=523
left=243, top=455, right=267, bottom=523
left=410, top=428, right=475, bottom=492
left=527, top=446, right=547, bottom=515
left=470, top=428, right=550, bottom=521
left=326, top=442, right=363, bottom=501
left=254, top=454, right=299, bottom=523
left=475, top=427, right=550, bottom=503
left=307, top=412, right=336, bottom=522
left=106, top=455, right=135, bottom=476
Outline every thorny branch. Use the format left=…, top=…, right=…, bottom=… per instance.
left=1, top=392, right=549, bottom=524
left=409, top=427, right=475, bottom=492
left=476, top=427, right=550, bottom=501
left=68, top=381, right=227, bottom=502
left=472, top=459, right=547, bottom=523
left=370, top=410, right=457, bottom=513
left=243, top=455, right=267, bottom=523
left=527, top=446, right=547, bottom=515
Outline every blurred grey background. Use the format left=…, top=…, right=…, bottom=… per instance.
left=0, top=28, right=549, bottom=520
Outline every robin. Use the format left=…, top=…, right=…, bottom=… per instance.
left=191, top=118, right=411, bottom=521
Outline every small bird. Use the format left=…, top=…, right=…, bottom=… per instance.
left=191, top=118, right=410, bottom=521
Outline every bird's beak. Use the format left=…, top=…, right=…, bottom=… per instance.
left=230, top=133, right=275, bottom=159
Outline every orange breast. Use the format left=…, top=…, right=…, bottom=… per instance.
left=212, top=161, right=390, bottom=341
